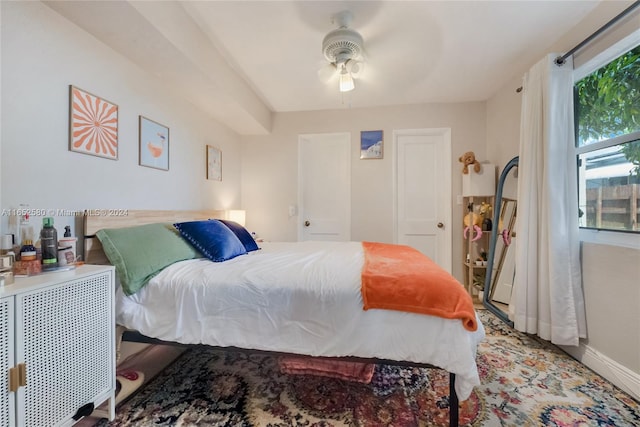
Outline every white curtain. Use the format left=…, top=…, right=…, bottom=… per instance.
left=513, top=54, right=587, bottom=346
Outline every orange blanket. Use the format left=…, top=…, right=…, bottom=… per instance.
left=361, top=242, right=478, bottom=331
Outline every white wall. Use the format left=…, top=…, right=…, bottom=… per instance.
left=484, top=1, right=640, bottom=398
left=486, top=74, right=522, bottom=169
left=577, top=243, right=640, bottom=372
left=241, top=102, right=486, bottom=281
left=0, top=1, right=242, bottom=241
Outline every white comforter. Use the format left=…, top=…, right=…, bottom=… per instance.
left=116, top=241, right=485, bottom=399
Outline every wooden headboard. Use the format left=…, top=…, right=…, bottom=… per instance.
left=83, top=210, right=226, bottom=264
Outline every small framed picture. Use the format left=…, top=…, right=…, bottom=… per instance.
left=69, top=85, right=118, bottom=160
left=360, top=130, right=383, bottom=159
left=139, top=116, right=169, bottom=170
left=206, top=145, right=222, bottom=181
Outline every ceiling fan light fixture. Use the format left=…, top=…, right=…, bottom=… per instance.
left=320, top=11, right=363, bottom=94
left=339, top=67, right=355, bottom=92
left=317, top=63, right=337, bottom=83
left=346, top=59, right=363, bottom=77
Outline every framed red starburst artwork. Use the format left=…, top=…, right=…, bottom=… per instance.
left=69, top=85, right=118, bottom=160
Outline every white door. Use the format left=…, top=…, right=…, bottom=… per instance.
left=394, top=129, right=452, bottom=272
left=298, top=133, right=351, bottom=241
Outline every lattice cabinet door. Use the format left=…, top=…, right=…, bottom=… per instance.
left=0, top=296, right=16, bottom=427
left=14, top=268, right=115, bottom=427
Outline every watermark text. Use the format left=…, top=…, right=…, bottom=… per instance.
left=1, top=208, right=129, bottom=217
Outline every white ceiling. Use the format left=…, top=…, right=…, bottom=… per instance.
left=45, top=1, right=628, bottom=135
left=184, top=0, right=597, bottom=110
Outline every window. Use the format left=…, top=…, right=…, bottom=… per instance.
left=574, top=42, right=640, bottom=234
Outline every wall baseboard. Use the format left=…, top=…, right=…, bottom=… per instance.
left=562, top=342, right=640, bottom=401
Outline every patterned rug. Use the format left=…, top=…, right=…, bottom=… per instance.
left=96, top=310, right=640, bottom=426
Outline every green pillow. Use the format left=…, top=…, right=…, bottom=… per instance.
left=96, top=223, right=201, bottom=295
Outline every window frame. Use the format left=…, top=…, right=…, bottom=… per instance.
left=573, top=29, right=640, bottom=248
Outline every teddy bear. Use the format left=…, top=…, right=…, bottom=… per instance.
left=479, top=202, right=492, bottom=218
left=458, top=151, right=481, bottom=174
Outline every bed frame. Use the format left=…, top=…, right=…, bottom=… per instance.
left=83, top=210, right=461, bottom=426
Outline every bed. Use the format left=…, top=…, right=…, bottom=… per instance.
left=83, top=210, right=485, bottom=426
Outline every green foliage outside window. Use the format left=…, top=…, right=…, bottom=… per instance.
left=575, top=45, right=640, bottom=175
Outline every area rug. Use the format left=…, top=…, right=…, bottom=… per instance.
left=95, top=310, right=640, bottom=426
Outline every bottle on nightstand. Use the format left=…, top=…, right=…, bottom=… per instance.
left=20, top=240, right=37, bottom=261
left=40, top=217, right=58, bottom=270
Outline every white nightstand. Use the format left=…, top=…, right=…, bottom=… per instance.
left=0, top=265, right=116, bottom=426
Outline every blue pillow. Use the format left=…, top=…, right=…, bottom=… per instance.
left=174, top=220, right=247, bottom=262
left=218, top=219, right=260, bottom=252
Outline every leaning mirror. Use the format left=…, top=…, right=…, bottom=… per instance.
left=483, top=156, right=518, bottom=326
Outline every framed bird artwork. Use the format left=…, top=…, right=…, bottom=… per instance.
left=139, top=115, right=169, bottom=171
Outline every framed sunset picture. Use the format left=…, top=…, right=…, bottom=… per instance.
left=69, top=85, right=118, bottom=160
left=139, top=116, right=169, bottom=171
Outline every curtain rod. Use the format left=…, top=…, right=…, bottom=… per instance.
left=516, top=0, right=640, bottom=92
left=555, top=0, right=640, bottom=66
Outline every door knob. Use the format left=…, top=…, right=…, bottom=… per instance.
left=304, top=220, right=311, bottom=227
left=437, top=222, right=444, bottom=228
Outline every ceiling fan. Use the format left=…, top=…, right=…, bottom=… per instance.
left=319, top=11, right=365, bottom=92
